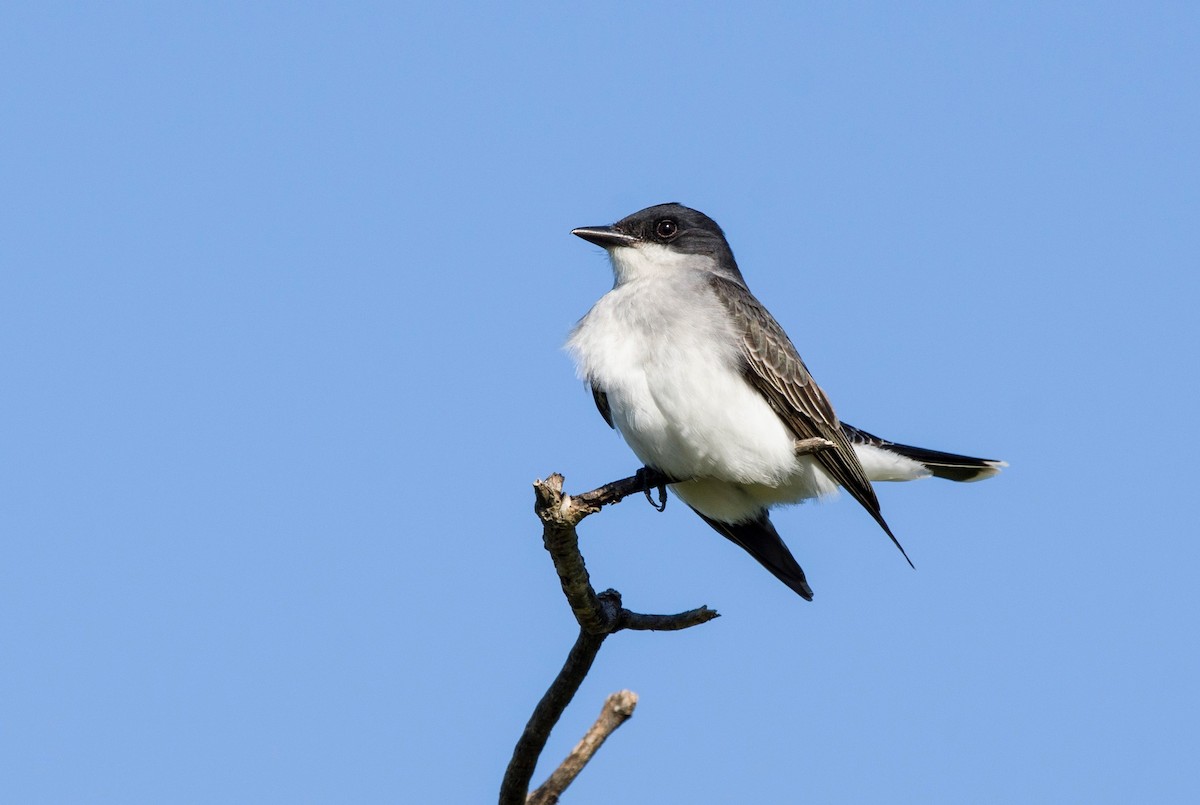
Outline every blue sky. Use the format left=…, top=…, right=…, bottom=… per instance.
left=3, top=3, right=1198, bottom=802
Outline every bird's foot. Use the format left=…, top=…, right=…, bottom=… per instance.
left=635, top=467, right=669, bottom=512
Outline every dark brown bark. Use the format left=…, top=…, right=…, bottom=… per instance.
left=499, top=472, right=719, bottom=805
left=527, top=690, right=639, bottom=805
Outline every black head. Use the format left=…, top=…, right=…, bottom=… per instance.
left=572, top=203, right=739, bottom=272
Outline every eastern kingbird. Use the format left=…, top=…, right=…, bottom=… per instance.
left=567, top=203, right=1005, bottom=601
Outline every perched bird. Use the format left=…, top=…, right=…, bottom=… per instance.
left=566, top=203, right=1004, bottom=600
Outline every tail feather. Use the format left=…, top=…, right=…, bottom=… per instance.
left=841, top=423, right=1007, bottom=483
left=690, top=508, right=814, bottom=601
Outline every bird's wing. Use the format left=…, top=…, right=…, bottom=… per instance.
left=590, top=385, right=614, bottom=429
left=690, top=507, right=814, bottom=600
left=708, top=275, right=912, bottom=566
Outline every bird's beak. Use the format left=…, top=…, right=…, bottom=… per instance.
left=571, top=226, right=637, bottom=249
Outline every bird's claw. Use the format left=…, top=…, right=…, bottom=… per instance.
left=635, top=467, right=669, bottom=512
left=644, top=484, right=667, bottom=512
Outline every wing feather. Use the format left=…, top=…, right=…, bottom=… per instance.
left=591, top=385, right=614, bottom=429
left=709, top=275, right=913, bottom=566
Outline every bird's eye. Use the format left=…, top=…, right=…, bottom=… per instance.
left=655, top=219, right=678, bottom=240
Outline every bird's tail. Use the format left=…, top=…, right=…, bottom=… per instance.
left=690, top=508, right=814, bottom=601
left=841, top=423, right=1007, bottom=483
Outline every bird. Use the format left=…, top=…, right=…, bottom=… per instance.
left=566, top=202, right=1005, bottom=601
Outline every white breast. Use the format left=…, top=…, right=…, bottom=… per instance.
left=566, top=266, right=804, bottom=490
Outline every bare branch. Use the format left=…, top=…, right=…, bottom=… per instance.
left=618, top=605, right=719, bottom=631
left=571, top=467, right=677, bottom=511
left=527, top=691, right=639, bottom=805
left=532, top=474, right=717, bottom=636
left=499, top=630, right=607, bottom=805
left=534, top=474, right=610, bottom=635
left=501, top=472, right=721, bottom=804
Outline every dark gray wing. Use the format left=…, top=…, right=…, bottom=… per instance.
left=709, top=275, right=913, bottom=567
left=591, top=385, right=614, bottom=429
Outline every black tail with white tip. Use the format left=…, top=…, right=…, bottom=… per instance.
left=841, top=423, right=1007, bottom=483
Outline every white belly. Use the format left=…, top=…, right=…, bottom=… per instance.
left=567, top=274, right=841, bottom=523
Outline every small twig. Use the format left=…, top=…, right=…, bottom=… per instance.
left=618, top=605, right=718, bottom=631
left=571, top=467, right=677, bottom=511
left=527, top=691, right=639, bottom=805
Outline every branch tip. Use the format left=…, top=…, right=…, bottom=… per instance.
left=526, top=689, right=642, bottom=805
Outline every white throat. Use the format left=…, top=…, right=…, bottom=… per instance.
left=608, top=243, right=716, bottom=286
